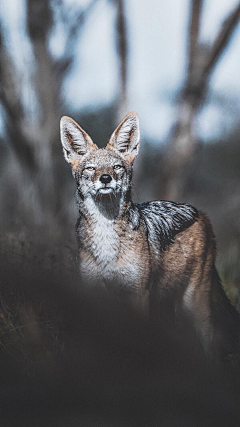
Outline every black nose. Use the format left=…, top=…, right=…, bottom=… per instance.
left=100, top=174, right=112, bottom=184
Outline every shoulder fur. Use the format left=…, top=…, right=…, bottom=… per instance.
left=131, top=201, right=199, bottom=251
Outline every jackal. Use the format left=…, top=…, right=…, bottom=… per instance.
left=60, top=112, right=240, bottom=357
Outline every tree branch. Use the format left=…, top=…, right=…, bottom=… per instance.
left=202, top=3, right=240, bottom=80
left=188, top=0, right=203, bottom=77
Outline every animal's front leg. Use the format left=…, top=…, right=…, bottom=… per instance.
left=183, top=280, right=215, bottom=353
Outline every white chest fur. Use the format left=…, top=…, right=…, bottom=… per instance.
left=79, top=197, right=119, bottom=282
left=89, top=210, right=119, bottom=267
left=79, top=199, right=143, bottom=289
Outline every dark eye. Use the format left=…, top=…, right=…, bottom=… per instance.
left=85, top=166, right=95, bottom=171
left=114, top=165, right=122, bottom=170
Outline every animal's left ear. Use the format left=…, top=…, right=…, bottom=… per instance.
left=107, top=112, right=140, bottom=163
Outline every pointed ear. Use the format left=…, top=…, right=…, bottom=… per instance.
left=60, top=116, right=97, bottom=166
left=107, top=112, right=140, bottom=163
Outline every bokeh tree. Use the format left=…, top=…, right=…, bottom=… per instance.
left=0, top=0, right=99, bottom=227
left=0, top=0, right=129, bottom=229
left=162, top=1, right=240, bottom=201
left=115, top=0, right=128, bottom=120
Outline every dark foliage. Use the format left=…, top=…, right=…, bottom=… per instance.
left=1, top=232, right=240, bottom=426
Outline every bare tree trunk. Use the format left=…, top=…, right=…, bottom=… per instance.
left=162, top=2, right=240, bottom=202
left=0, top=0, right=99, bottom=226
left=26, top=0, right=64, bottom=217
left=115, top=0, right=128, bottom=121
left=0, top=26, right=36, bottom=173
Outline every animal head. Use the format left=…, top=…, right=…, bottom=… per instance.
left=60, top=112, right=140, bottom=200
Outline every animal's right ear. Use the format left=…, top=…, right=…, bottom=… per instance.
left=60, top=116, right=97, bottom=166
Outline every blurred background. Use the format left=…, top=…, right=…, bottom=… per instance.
left=1, top=1, right=240, bottom=424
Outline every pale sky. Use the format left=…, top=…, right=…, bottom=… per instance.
left=1, top=0, right=240, bottom=142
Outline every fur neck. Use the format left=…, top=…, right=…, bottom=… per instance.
left=76, top=189, right=132, bottom=221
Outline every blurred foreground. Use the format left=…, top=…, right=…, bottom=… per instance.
left=1, top=227, right=240, bottom=426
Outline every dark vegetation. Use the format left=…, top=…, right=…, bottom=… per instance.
left=1, top=232, right=240, bottom=427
